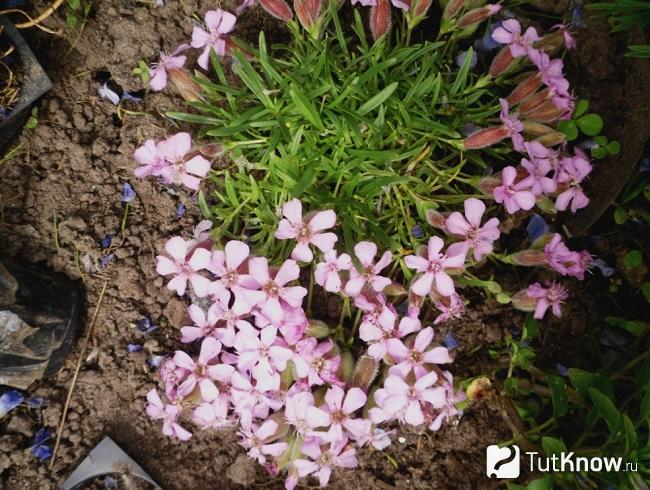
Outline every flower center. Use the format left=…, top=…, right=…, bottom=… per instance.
left=265, top=281, right=279, bottom=297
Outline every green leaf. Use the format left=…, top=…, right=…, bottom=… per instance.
left=546, top=374, right=569, bottom=418
left=623, top=250, right=643, bottom=269
left=592, top=147, right=608, bottom=159
left=588, top=388, right=621, bottom=435
left=357, top=82, right=398, bottom=115
left=576, top=113, right=604, bottom=136
left=198, top=190, right=212, bottom=219
left=542, top=436, right=567, bottom=457
left=66, top=14, right=78, bottom=28
left=614, top=207, right=629, bottom=225
left=574, top=99, right=589, bottom=117
left=557, top=120, right=578, bottom=141
left=451, top=47, right=474, bottom=95
left=289, top=87, right=325, bottom=132
left=641, top=283, right=650, bottom=303
left=623, top=414, right=638, bottom=453
left=522, top=314, right=539, bottom=340
left=606, top=140, right=621, bottom=155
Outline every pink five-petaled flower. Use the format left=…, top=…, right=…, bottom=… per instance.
left=207, top=240, right=255, bottom=293
left=370, top=371, right=446, bottom=426
left=499, top=98, right=526, bottom=152
left=293, top=338, right=341, bottom=386
left=234, top=325, right=294, bottom=374
left=173, top=337, right=229, bottom=402
left=192, top=395, right=230, bottom=430
left=433, top=293, right=465, bottom=324
left=344, top=241, right=393, bottom=297
left=284, top=391, right=330, bottom=438
left=404, top=236, right=466, bottom=297
left=314, top=250, right=352, bottom=293
left=149, top=44, right=190, bottom=91
left=146, top=389, right=192, bottom=441
left=293, top=438, right=358, bottom=487
left=238, top=419, right=287, bottom=465
left=151, top=132, right=211, bottom=190
left=321, top=385, right=368, bottom=442
left=520, top=141, right=557, bottom=196
left=386, top=327, right=452, bottom=378
left=491, top=18, right=540, bottom=58
left=359, top=305, right=421, bottom=360
left=526, top=282, right=569, bottom=319
left=238, top=258, right=307, bottom=324
left=445, top=198, right=500, bottom=261
left=156, top=236, right=212, bottom=296
left=133, top=139, right=169, bottom=179
left=544, top=233, right=577, bottom=275
left=191, top=9, right=237, bottom=70
left=275, top=199, right=338, bottom=262
left=493, top=166, right=536, bottom=214
left=555, top=151, right=592, bottom=213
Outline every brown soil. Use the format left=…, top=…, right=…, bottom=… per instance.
left=0, top=1, right=646, bottom=490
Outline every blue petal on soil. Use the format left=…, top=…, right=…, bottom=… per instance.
left=128, top=343, right=143, bottom=353
left=122, top=182, right=137, bottom=203
left=100, top=253, right=115, bottom=268
left=27, top=397, right=45, bottom=409
left=0, top=389, right=24, bottom=418
left=137, top=317, right=158, bottom=334
left=100, top=235, right=113, bottom=248
left=104, top=476, right=118, bottom=489
left=147, top=354, right=166, bottom=369
left=527, top=214, right=549, bottom=243
left=444, top=331, right=459, bottom=350
left=591, top=258, right=615, bottom=278
left=30, top=428, right=53, bottom=461
left=176, top=203, right=187, bottom=219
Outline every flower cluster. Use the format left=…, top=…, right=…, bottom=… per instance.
left=147, top=200, right=465, bottom=488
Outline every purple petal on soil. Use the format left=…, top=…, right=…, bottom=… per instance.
left=100, top=253, right=115, bottom=268
left=147, top=354, right=166, bottom=369
left=527, top=214, right=549, bottom=243
left=444, top=331, right=459, bottom=350
left=591, top=258, right=615, bottom=278
left=571, top=2, right=585, bottom=28
left=98, top=83, right=121, bottom=105
left=128, top=343, right=143, bottom=353
left=411, top=224, right=424, bottom=239
left=476, top=21, right=503, bottom=51
left=121, top=90, right=145, bottom=103
left=122, top=182, right=137, bottom=203
left=104, top=476, right=118, bottom=489
left=454, top=50, right=478, bottom=69
left=100, top=235, right=113, bottom=248
left=556, top=363, right=569, bottom=376
left=0, top=389, right=24, bottom=418
left=30, top=444, right=52, bottom=461
left=176, top=203, right=187, bottom=219
left=27, top=397, right=45, bottom=409
left=34, top=428, right=52, bottom=445
left=137, top=317, right=158, bottom=334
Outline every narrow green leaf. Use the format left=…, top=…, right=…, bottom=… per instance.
left=357, top=82, right=399, bottom=115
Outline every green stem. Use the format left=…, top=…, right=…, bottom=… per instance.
left=307, top=266, right=315, bottom=315
left=120, top=202, right=130, bottom=234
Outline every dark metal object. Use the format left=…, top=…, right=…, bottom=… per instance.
left=0, top=258, right=84, bottom=389
left=0, top=17, right=52, bottom=151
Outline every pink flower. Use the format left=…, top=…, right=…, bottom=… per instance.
left=284, top=391, right=330, bottom=437
left=321, top=385, right=368, bottom=442
left=370, top=371, right=446, bottom=426
left=520, top=142, right=557, bottom=196
left=238, top=258, right=307, bottom=324
left=133, top=139, right=170, bottom=178
left=544, top=233, right=577, bottom=275
left=149, top=44, right=190, bottom=91
left=173, top=337, right=227, bottom=401
left=314, top=250, right=352, bottom=293
left=149, top=133, right=211, bottom=190
left=386, top=327, right=452, bottom=377
left=293, top=338, right=341, bottom=386
left=552, top=24, right=576, bottom=49
left=433, top=293, right=465, bottom=324
left=146, top=389, right=192, bottom=441
left=555, top=151, right=592, bottom=213
left=427, top=371, right=465, bottom=431
left=238, top=419, right=287, bottom=464
left=192, top=395, right=231, bottom=429
left=156, top=236, right=212, bottom=296
left=445, top=198, right=500, bottom=261
left=499, top=99, right=525, bottom=152
left=230, top=369, right=282, bottom=423
left=293, top=438, right=358, bottom=487
left=404, top=236, right=466, bottom=297
left=207, top=240, right=256, bottom=290
left=191, top=9, right=237, bottom=70
left=493, top=166, right=536, bottom=214
left=359, top=306, right=421, bottom=360
left=528, top=50, right=570, bottom=99
left=492, top=19, right=540, bottom=58
left=275, top=199, right=338, bottom=262
left=344, top=242, right=393, bottom=297
left=234, top=325, right=294, bottom=374
left=527, top=282, right=568, bottom=319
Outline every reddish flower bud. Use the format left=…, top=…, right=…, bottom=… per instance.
left=442, top=0, right=464, bottom=19
left=259, top=0, right=293, bottom=21
left=351, top=355, right=379, bottom=390
left=338, top=350, right=355, bottom=385
left=462, top=126, right=509, bottom=150
left=167, top=68, right=204, bottom=102
left=457, top=5, right=501, bottom=29
left=534, top=30, right=564, bottom=56
left=199, top=143, right=225, bottom=158
left=507, top=73, right=543, bottom=106
left=383, top=282, right=407, bottom=297
left=509, top=249, right=547, bottom=267
left=511, top=289, right=537, bottom=312
left=477, top=175, right=501, bottom=196
left=294, top=0, right=321, bottom=30
left=425, top=208, right=447, bottom=230
left=370, top=0, right=392, bottom=41
left=522, top=100, right=565, bottom=123
left=413, top=0, right=433, bottom=18
left=519, top=88, right=549, bottom=114
left=489, top=46, right=515, bottom=77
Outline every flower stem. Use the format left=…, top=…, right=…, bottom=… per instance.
left=120, top=203, right=130, bottom=234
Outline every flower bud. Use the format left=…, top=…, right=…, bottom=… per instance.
left=457, top=4, right=500, bottom=29
left=442, top=0, right=464, bottom=19
left=426, top=208, right=447, bottom=230
left=412, top=0, right=433, bottom=18
left=338, top=350, right=355, bottom=385
left=489, top=47, right=515, bottom=77
left=477, top=175, right=501, bottom=196
left=199, top=143, right=225, bottom=158
left=370, top=0, right=392, bottom=40
left=294, top=0, right=321, bottom=33
left=535, top=131, right=566, bottom=147
left=306, top=320, right=331, bottom=338
left=508, top=249, right=547, bottom=266
left=466, top=376, right=494, bottom=401
left=534, top=30, right=564, bottom=56
left=511, top=289, right=537, bottom=312
left=519, top=89, right=548, bottom=113
left=522, top=121, right=555, bottom=137
left=463, top=126, right=509, bottom=150
left=259, top=0, right=293, bottom=21
left=167, top=68, right=204, bottom=102
left=521, top=100, right=565, bottom=123
left=351, top=355, right=379, bottom=390
left=383, top=282, right=407, bottom=297
left=507, top=73, right=543, bottom=106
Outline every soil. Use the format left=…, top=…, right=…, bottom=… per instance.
left=0, top=1, right=647, bottom=490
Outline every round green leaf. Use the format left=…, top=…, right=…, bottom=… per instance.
left=574, top=99, right=589, bottom=117
left=557, top=120, right=578, bottom=141
left=576, top=113, right=604, bottom=136
left=606, top=140, right=621, bottom=155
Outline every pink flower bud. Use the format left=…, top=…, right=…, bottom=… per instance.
left=489, top=47, right=516, bottom=77
left=413, top=0, right=433, bottom=18
left=425, top=208, right=447, bottom=230
left=477, top=175, right=501, bottom=196
left=507, top=73, right=543, bottom=106
left=457, top=5, right=501, bottom=29
left=167, top=68, right=204, bottom=102
left=462, top=126, right=510, bottom=150
left=509, top=249, right=547, bottom=266
left=519, top=88, right=549, bottom=113
left=351, top=355, right=379, bottom=390
left=511, top=289, right=538, bottom=312
left=521, top=100, right=565, bottom=123
left=370, top=0, right=392, bottom=40
left=294, top=0, right=321, bottom=30
left=442, top=0, right=464, bottom=19
left=259, top=0, right=293, bottom=21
